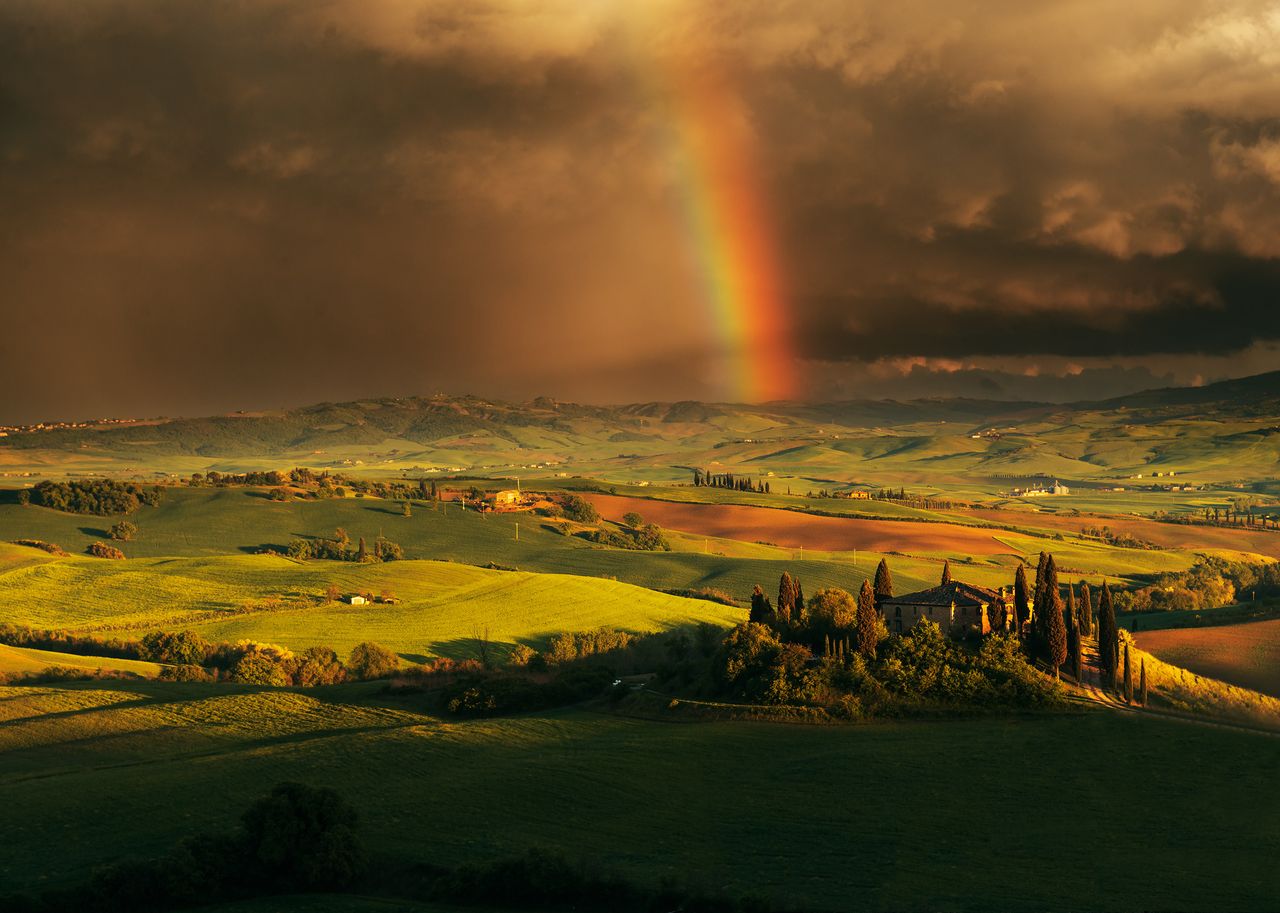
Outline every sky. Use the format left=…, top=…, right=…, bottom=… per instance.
left=2, top=0, right=1280, bottom=422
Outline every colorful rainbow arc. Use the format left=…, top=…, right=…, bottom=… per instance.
left=649, top=51, right=800, bottom=403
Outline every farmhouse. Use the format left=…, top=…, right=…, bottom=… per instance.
left=878, top=580, right=1010, bottom=636
left=488, top=489, right=528, bottom=510
left=343, top=594, right=367, bottom=605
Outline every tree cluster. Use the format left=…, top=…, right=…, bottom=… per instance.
left=287, top=529, right=403, bottom=562
left=29, top=479, right=162, bottom=516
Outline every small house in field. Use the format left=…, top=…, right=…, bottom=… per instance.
left=878, top=581, right=1010, bottom=637
left=488, top=489, right=527, bottom=510
left=343, top=594, right=367, bottom=606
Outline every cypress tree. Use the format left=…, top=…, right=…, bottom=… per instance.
left=1069, top=615, right=1083, bottom=682
left=749, top=585, right=773, bottom=623
left=873, top=558, right=893, bottom=605
left=941, top=560, right=952, bottom=585
left=777, top=573, right=797, bottom=625
left=1066, top=585, right=1082, bottom=680
left=1123, top=644, right=1133, bottom=704
left=856, top=579, right=879, bottom=659
left=794, top=579, right=805, bottom=624
left=1140, top=658, right=1148, bottom=707
left=1078, top=582, right=1093, bottom=638
left=1098, top=583, right=1118, bottom=691
left=357, top=536, right=367, bottom=563
left=1042, top=555, right=1068, bottom=675
left=1013, top=565, right=1031, bottom=636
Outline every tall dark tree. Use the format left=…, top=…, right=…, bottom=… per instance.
left=1013, top=565, right=1031, bottom=636
left=794, top=579, right=805, bottom=624
left=1066, top=585, right=1082, bottom=681
left=1078, top=582, right=1093, bottom=638
left=749, top=585, right=773, bottom=623
left=940, top=560, right=952, bottom=585
left=1069, top=615, right=1083, bottom=682
left=1041, top=555, right=1068, bottom=676
left=856, top=579, right=879, bottom=659
left=1140, top=658, right=1148, bottom=707
left=356, top=536, right=367, bottom=563
left=873, top=558, right=893, bottom=605
left=777, top=572, right=798, bottom=625
left=1123, top=644, right=1133, bottom=704
left=1098, top=582, right=1119, bottom=690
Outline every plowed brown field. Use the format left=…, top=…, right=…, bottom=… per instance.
left=944, top=508, right=1280, bottom=559
left=584, top=494, right=1011, bottom=555
left=1136, top=618, right=1280, bottom=697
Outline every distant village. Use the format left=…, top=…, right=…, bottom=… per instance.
left=0, top=417, right=141, bottom=437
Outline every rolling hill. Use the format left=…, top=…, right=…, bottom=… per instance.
left=2, top=372, right=1277, bottom=493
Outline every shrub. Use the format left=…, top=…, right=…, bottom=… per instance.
left=295, top=646, right=346, bottom=686
left=140, top=630, right=211, bottom=665
left=108, top=520, right=138, bottom=541
left=240, top=782, right=365, bottom=891
left=231, top=651, right=293, bottom=686
left=507, top=644, right=538, bottom=667
left=11, top=539, right=66, bottom=556
left=158, top=663, right=216, bottom=682
left=348, top=642, right=400, bottom=679
left=557, top=494, right=599, bottom=523
left=86, top=541, right=126, bottom=560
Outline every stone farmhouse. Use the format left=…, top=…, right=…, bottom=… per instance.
left=878, top=580, right=1017, bottom=637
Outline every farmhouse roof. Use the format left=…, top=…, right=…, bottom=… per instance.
left=881, top=580, right=1001, bottom=608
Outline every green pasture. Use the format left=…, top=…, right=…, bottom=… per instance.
left=0, top=682, right=1275, bottom=911
left=0, top=548, right=741, bottom=659
left=0, top=643, right=162, bottom=677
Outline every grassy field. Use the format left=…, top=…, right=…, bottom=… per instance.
left=0, top=643, right=162, bottom=677
left=0, top=681, right=1274, bottom=911
left=0, top=545, right=741, bottom=659
left=1136, top=619, right=1280, bottom=699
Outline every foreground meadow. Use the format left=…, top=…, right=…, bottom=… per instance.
left=0, top=680, right=1275, bottom=911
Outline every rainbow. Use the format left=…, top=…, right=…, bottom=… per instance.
left=648, top=49, right=800, bottom=402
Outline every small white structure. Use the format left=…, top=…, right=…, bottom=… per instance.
left=344, top=595, right=367, bottom=605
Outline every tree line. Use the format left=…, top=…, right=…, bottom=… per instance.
left=692, top=469, right=771, bottom=493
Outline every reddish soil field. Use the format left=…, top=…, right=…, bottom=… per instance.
left=1137, top=619, right=1280, bottom=698
left=944, top=508, right=1280, bottom=559
left=584, top=494, right=1011, bottom=556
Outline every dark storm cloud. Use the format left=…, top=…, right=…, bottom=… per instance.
left=798, top=252, right=1280, bottom=361
left=1, top=1, right=1279, bottom=420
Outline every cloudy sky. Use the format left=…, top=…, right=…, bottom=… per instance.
left=2, top=0, right=1279, bottom=421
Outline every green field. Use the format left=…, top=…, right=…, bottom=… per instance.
left=0, top=643, right=162, bottom=677
left=0, top=680, right=1275, bottom=910
left=0, top=545, right=743, bottom=659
